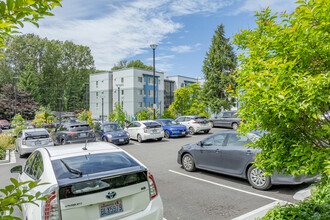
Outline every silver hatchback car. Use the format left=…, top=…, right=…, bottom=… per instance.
left=15, top=128, right=54, bottom=157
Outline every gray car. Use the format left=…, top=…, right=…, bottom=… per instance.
left=15, top=128, right=54, bottom=158
left=209, top=111, right=243, bottom=130
left=177, top=130, right=317, bottom=190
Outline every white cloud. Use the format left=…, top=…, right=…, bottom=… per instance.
left=234, top=0, right=296, bottom=15
left=19, top=0, right=233, bottom=70
left=170, top=43, right=201, bottom=53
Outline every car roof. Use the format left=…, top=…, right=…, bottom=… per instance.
left=137, top=120, right=158, bottom=123
left=22, top=128, right=48, bottom=132
left=43, top=142, right=121, bottom=160
left=101, top=122, right=119, bottom=125
left=156, top=119, right=173, bottom=121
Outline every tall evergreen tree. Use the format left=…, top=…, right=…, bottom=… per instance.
left=202, top=24, right=237, bottom=113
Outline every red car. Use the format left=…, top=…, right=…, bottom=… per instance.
left=0, top=120, right=11, bottom=129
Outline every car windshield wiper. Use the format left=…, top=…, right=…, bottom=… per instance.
left=60, top=159, right=82, bottom=178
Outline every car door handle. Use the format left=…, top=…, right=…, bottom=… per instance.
left=246, top=150, right=253, bottom=155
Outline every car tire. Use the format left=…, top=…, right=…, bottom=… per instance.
left=247, top=166, right=272, bottom=190
left=232, top=123, right=238, bottom=130
left=137, top=134, right=143, bottom=143
left=164, top=130, right=170, bottom=138
left=102, top=136, right=106, bottom=142
left=182, top=154, right=196, bottom=172
left=157, top=138, right=163, bottom=141
left=61, top=139, right=66, bottom=145
left=188, top=127, right=195, bottom=135
left=204, top=130, right=210, bottom=133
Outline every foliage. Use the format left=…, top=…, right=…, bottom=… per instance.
left=232, top=0, right=330, bottom=176
left=0, top=34, right=95, bottom=111
left=0, top=84, right=38, bottom=121
left=111, top=59, right=152, bottom=71
left=77, top=110, right=89, bottom=122
left=10, top=114, right=26, bottom=136
left=0, top=133, right=14, bottom=160
left=0, top=0, right=62, bottom=56
left=147, top=107, right=160, bottom=120
left=108, top=103, right=127, bottom=126
left=260, top=175, right=330, bottom=220
left=202, top=24, right=237, bottom=113
left=161, top=109, right=176, bottom=119
left=135, top=109, right=150, bottom=121
left=86, top=111, right=95, bottom=130
left=0, top=178, right=50, bottom=219
left=33, top=113, right=45, bottom=128
left=169, top=83, right=210, bottom=117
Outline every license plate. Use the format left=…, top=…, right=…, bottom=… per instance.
left=35, top=141, right=41, bottom=145
left=153, top=129, right=157, bottom=133
left=80, top=133, right=88, bottom=137
left=119, top=139, right=124, bottom=142
left=100, top=200, right=123, bottom=217
left=181, top=132, right=185, bottom=134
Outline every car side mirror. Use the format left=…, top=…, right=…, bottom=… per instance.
left=199, top=141, right=204, bottom=147
left=11, top=165, right=22, bottom=174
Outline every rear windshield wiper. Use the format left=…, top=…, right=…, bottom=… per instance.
left=60, top=159, right=82, bottom=178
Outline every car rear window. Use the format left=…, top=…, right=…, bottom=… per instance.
left=25, top=131, right=49, bottom=140
left=193, top=116, right=208, bottom=122
left=143, top=122, right=161, bottom=128
left=69, top=124, right=91, bottom=131
left=52, top=152, right=140, bottom=180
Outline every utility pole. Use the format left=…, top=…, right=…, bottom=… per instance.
left=150, top=44, right=157, bottom=119
left=101, top=97, right=104, bottom=123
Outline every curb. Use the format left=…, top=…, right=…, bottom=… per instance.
left=0, top=150, right=10, bottom=164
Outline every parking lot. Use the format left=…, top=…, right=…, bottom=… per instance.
left=0, top=127, right=315, bottom=220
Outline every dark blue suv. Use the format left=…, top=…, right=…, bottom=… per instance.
left=156, top=119, right=188, bottom=138
left=95, top=122, right=130, bottom=145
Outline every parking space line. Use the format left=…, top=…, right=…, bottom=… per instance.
left=169, top=170, right=286, bottom=202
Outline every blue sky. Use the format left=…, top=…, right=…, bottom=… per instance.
left=20, top=0, right=296, bottom=78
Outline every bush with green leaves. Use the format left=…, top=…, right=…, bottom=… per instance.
left=136, top=110, right=150, bottom=121
left=108, top=104, right=127, bottom=126
left=0, top=178, right=49, bottom=220
left=10, top=114, right=27, bottom=137
left=161, top=109, right=176, bottom=119
left=260, top=176, right=330, bottom=220
left=0, top=133, right=14, bottom=160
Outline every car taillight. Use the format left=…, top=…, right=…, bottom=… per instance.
left=192, top=120, right=198, bottom=123
left=22, top=139, right=26, bottom=145
left=241, top=120, right=245, bottom=123
left=66, top=132, right=77, bottom=135
left=42, top=189, right=60, bottom=220
left=49, top=136, right=53, bottom=143
left=144, top=128, right=147, bottom=133
left=148, top=173, right=158, bottom=200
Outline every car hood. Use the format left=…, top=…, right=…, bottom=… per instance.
left=104, top=130, right=128, bottom=137
left=164, top=124, right=187, bottom=130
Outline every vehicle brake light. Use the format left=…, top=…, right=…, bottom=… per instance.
left=22, top=139, right=26, bottom=145
left=144, top=128, right=147, bottom=133
left=192, top=120, right=198, bottom=124
left=66, top=132, right=77, bottom=135
left=148, top=173, right=158, bottom=199
left=43, top=190, right=59, bottom=220
left=49, top=136, right=53, bottom=143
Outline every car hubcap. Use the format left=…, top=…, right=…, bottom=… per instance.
left=165, top=131, right=169, bottom=138
left=183, top=156, right=192, bottom=169
left=233, top=123, right=238, bottom=130
left=189, top=127, right=194, bottom=134
left=250, top=168, right=266, bottom=186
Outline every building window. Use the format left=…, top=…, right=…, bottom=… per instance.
left=121, top=78, right=124, bottom=83
left=96, top=103, right=99, bottom=109
left=149, top=78, right=153, bottom=84
left=121, top=90, right=124, bottom=95
left=148, top=90, right=152, bottom=97
left=138, top=77, right=142, bottom=82
left=96, top=81, right=98, bottom=88
left=144, top=77, right=146, bottom=83
left=139, top=90, right=143, bottom=95
left=138, top=102, right=142, bottom=108
left=143, top=90, right=146, bottom=96
left=181, top=83, right=184, bottom=87
left=96, top=92, right=98, bottom=99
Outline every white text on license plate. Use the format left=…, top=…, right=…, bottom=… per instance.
left=119, top=139, right=124, bottom=142
left=100, top=200, right=123, bottom=217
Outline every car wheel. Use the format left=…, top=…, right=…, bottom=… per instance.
left=182, top=154, right=196, bottom=172
left=157, top=138, right=163, bottom=141
left=164, top=130, right=170, bottom=138
left=210, top=121, right=214, bottom=128
left=247, top=166, right=272, bottom=190
left=188, top=127, right=195, bottom=135
left=204, top=130, right=210, bottom=133
left=102, top=136, right=106, bottom=142
left=137, top=134, right=143, bottom=143
left=232, top=123, right=238, bottom=130
left=61, top=139, right=66, bottom=145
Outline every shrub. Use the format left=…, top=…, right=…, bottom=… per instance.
left=259, top=175, right=330, bottom=220
left=0, top=133, right=15, bottom=160
left=161, top=109, right=176, bottom=119
left=11, top=114, right=27, bottom=137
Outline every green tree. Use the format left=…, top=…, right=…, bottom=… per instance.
left=10, top=113, right=26, bottom=136
left=232, top=0, right=329, bottom=176
left=111, top=60, right=152, bottom=71
left=202, top=24, right=237, bottom=113
left=108, top=103, right=127, bottom=126
left=135, top=109, right=150, bottom=121
left=161, top=109, right=176, bottom=119
left=169, top=83, right=210, bottom=117
left=0, top=0, right=62, bottom=56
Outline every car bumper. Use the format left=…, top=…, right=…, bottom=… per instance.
left=107, top=137, right=130, bottom=145
left=193, top=125, right=212, bottom=132
left=121, top=195, right=163, bottom=220
left=271, top=173, right=318, bottom=185
left=19, top=143, right=55, bottom=155
left=170, top=131, right=188, bottom=137
left=142, top=132, right=164, bottom=141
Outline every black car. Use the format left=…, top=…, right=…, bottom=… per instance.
left=52, top=123, right=96, bottom=145
left=209, top=111, right=244, bottom=130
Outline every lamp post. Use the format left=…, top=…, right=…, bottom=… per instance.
left=116, top=84, right=124, bottom=109
left=150, top=44, right=157, bottom=119
left=19, top=94, right=25, bottom=117
left=101, top=95, right=104, bottom=123
left=13, top=77, right=18, bottom=115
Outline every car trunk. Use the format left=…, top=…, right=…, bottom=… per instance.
left=195, top=117, right=208, bottom=125
left=25, top=133, right=50, bottom=146
left=59, top=171, right=150, bottom=220
left=144, top=122, right=162, bottom=134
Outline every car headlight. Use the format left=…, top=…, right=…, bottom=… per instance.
left=106, top=134, right=112, bottom=138
left=126, top=132, right=130, bottom=136
left=179, top=147, right=182, bottom=151
left=169, top=129, right=174, bottom=131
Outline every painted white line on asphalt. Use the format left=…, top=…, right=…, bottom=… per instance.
left=10, top=151, right=16, bottom=163
left=169, top=170, right=286, bottom=202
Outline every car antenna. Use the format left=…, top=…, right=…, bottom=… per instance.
left=82, top=140, right=88, bottom=150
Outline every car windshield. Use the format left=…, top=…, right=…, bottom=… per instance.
left=103, top=124, right=122, bottom=132
left=52, top=152, right=140, bottom=180
left=0, top=120, right=8, bottom=124
left=162, top=120, right=178, bottom=126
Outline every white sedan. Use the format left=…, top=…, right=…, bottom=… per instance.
left=11, top=142, right=163, bottom=220
left=125, top=120, right=164, bottom=143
